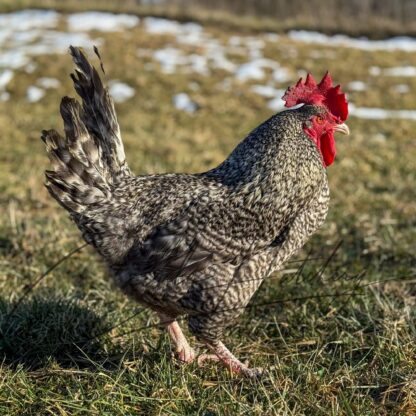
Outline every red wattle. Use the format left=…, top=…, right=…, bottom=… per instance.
left=320, top=132, right=336, bottom=167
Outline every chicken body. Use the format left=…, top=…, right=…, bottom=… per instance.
left=109, top=111, right=330, bottom=343
left=43, top=48, right=335, bottom=377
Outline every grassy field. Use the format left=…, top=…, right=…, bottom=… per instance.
left=0, top=7, right=415, bottom=416
left=2, top=0, right=416, bottom=38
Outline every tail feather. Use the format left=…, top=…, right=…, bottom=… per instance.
left=69, top=45, right=129, bottom=178
left=41, top=46, right=133, bottom=262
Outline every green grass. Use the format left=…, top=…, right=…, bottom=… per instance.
left=0, top=8, right=416, bottom=416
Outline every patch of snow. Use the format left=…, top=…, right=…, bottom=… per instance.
left=25, top=62, right=37, bottom=73
left=235, top=58, right=279, bottom=82
left=0, top=69, right=13, bottom=89
left=288, top=30, right=416, bottom=52
left=0, top=32, right=95, bottom=70
left=0, top=91, right=10, bottom=101
left=67, top=12, right=139, bottom=32
left=0, top=50, right=30, bottom=69
left=267, top=91, right=287, bottom=111
left=235, top=62, right=265, bottom=81
left=108, top=81, right=135, bottom=103
left=349, top=104, right=416, bottom=120
left=187, top=54, right=209, bottom=75
left=264, top=33, right=280, bottom=42
left=382, top=66, right=416, bottom=77
left=145, top=17, right=237, bottom=74
left=152, top=47, right=187, bottom=74
left=369, top=66, right=381, bottom=76
left=251, top=84, right=282, bottom=98
left=228, top=36, right=242, bottom=46
left=272, top=67, right=291, bottom=83
left=207, top=47, right=235, bottom=72
left=246, top=37, right=265, bottom=59
left=27, top=31, right=95, bottom=54
left=173, top=93, right=198, bottom=113
left=0, top=9, right=58, bottom=31
left=347, top=81, right=367, bottom=91
left=145, top=17, right=202, bottom=38
left=26, top=86, right=45, bottom=102
left=37, top=77, right=60, bottom=89
left=392, top=84, right=410, bottom=94
left=0, top=10, right=99, bottom=74
left=151, top=47, right=210, bottom=75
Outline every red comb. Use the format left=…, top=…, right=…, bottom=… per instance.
left=282, top=72, right=348, bottom=122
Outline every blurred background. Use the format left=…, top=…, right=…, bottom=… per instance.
left=0, top=1, right=415, bottom=415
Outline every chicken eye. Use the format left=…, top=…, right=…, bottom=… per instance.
left=316, top=115, right=324, bottom=124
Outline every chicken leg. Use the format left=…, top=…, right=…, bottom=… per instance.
left=160, top=315, right=196, bottom=363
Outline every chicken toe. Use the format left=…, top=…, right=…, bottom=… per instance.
left=201, top=340, right=263, bottom=378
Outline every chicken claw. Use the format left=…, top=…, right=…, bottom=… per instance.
left=199, top=341, right=264, bottom=378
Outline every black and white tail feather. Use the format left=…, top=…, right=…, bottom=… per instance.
left=42, top=46, right=132, bottom=261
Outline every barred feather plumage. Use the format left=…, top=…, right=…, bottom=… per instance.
left=42, top=47, right=334, bottom=371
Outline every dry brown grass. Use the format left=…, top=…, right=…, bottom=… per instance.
left=0, top=7, right=415, bottom=416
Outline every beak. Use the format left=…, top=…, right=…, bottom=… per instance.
left=334, top=123, right=350, bottom=135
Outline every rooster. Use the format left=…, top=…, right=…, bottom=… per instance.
left=42, top=47, right=349, bottom=377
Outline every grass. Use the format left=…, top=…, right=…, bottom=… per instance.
left=2, top=0, right=416, bottom=38
left=0, top=6, right=416, bottom=416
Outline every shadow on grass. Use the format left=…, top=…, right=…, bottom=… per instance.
left=0, top=294, right=122, bottom=370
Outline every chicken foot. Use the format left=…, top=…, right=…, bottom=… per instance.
left=198, top=340, right=263, bottom=378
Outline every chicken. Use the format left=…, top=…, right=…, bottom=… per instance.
left=42, top=47, right=349, bottom=377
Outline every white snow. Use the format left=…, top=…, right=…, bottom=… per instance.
left=245, top=37, right=265, bottom=59
left=27, top=31, right=95, bottom=54
left=347, top=81, right=367, bottom=91
left=235, top=62, right=265, bottom=81
left=381, top=66, right=416, bottom=77
left=0, top=91, right=10, bottom=101
left=26, top=86, right=45, bottom=102
left=0, top=50, right=30, bottom=69
left=151, top=46, right=232, bottom=75
left=272, top=67, right=291, bottom=83
left=0, top=10, right=144, bottom=76
left=144, top=17, right=202, bottom=37
left=235, top=58, right=279, bottom=82
left=369, top=66, right=381, bottom=76
left=0, top=10, right=96, bottom=71
left=67, top=12, right=139, bottom=32
left=172, top=93, right=198, bottom=113
left=392, top=84, right=410, bottom=94
left=251, top=84, right=282, bottom=98
left=264, top=33, right=280, bottom=42
left=152, top=47, right=209, bottom=74
left=288, top=30, right=416, bottom=52
left=36, top=77, right=60, bottom=89
left=108, top=81, right=135, bottom=103
left=152, top=47, right=184, bottom=74
left=2, top=8, right=416, bottom=118
left=349, top=104, right=416, bottom=120
left=0, top=69, right=13, bottom=89
left=0, top=9, right=58, bottom=31
left=267, top=92, right=287, bottom=112
left=25, top=62, right=37, bottom=73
